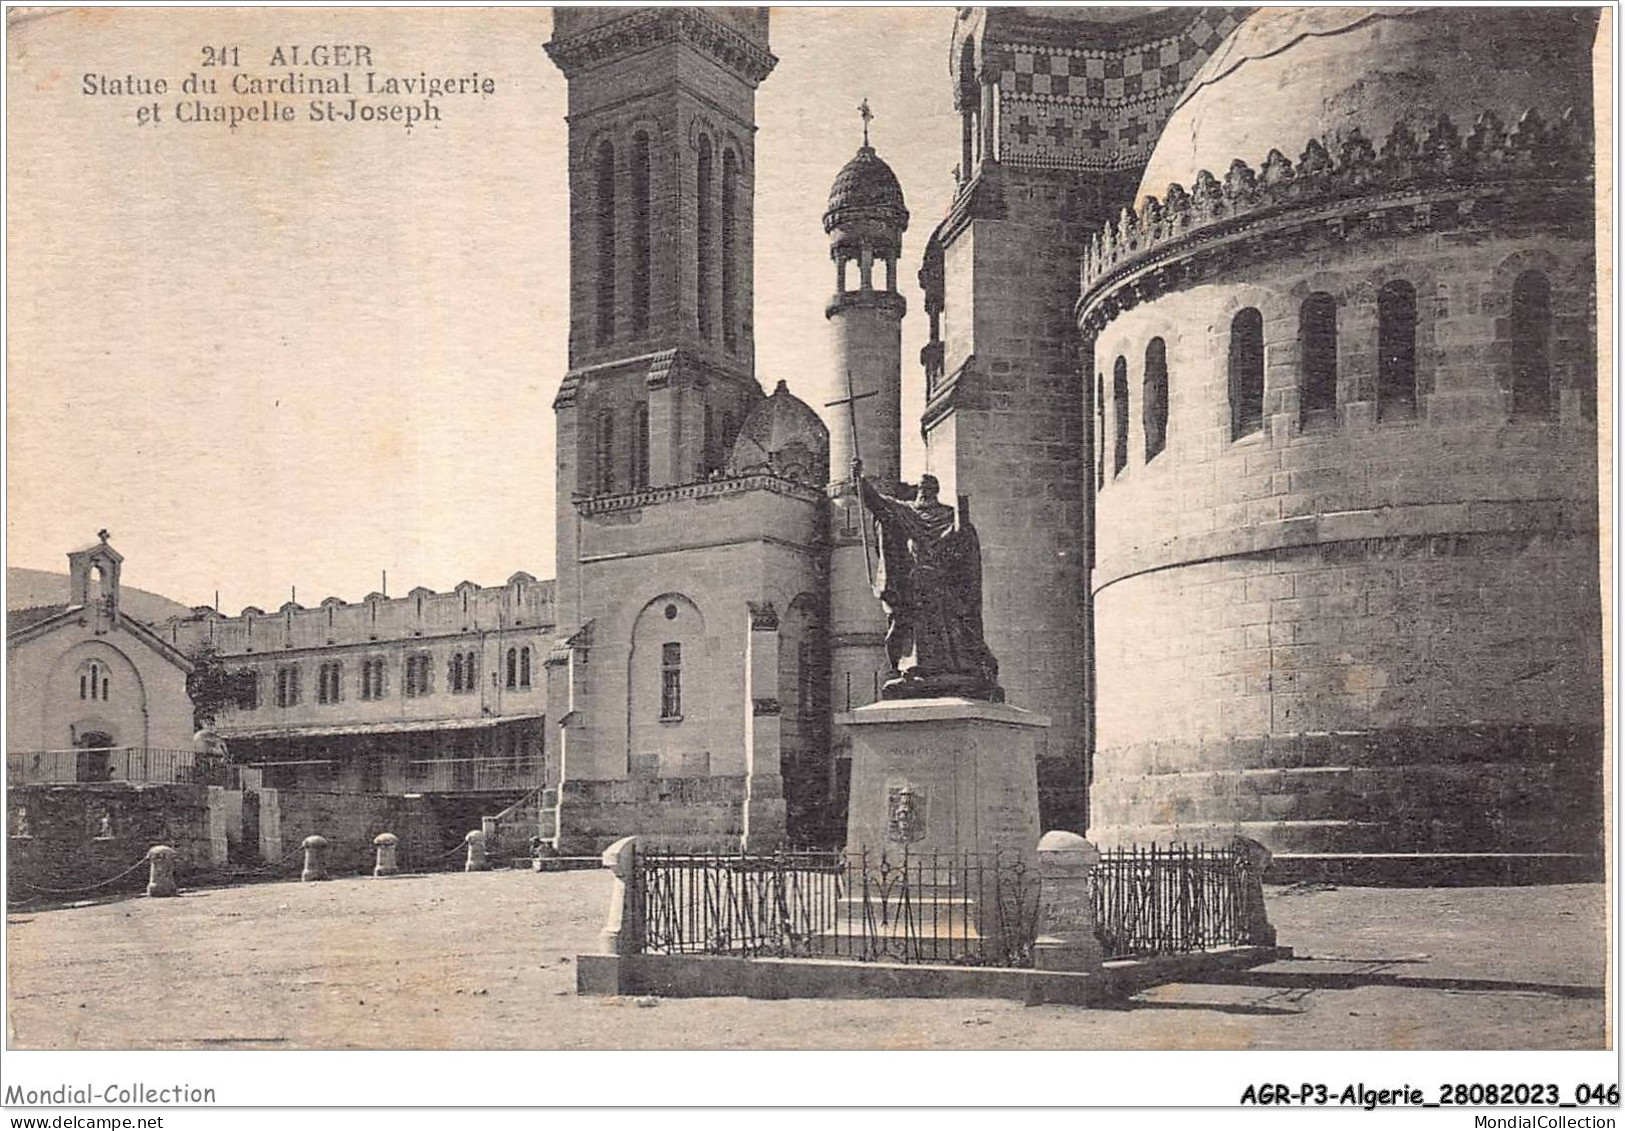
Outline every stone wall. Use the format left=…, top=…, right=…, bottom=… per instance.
left=255, top=788, right=440, bottom=875
left=7, top=783, right=228, bottom=896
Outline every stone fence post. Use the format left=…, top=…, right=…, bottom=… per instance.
left=1032, top=830, right=1104, bottom=972
left=600, top=836, right=644, bottom=956
left=373, top=833, right=399, bottom=877
left=145, top=845, right=177, bottom=898
left=1232, top=836, right=1277, bottom=947
left=463, top=829, right=489, bottom=872
left=301, top=835, right=330, bottom=882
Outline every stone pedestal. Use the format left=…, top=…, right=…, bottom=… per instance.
left=837, top=698, right=1048, bottom=956
left=1032, top=831, right=1105, bottom=972
left=838, top=697, right=1048, bottom=862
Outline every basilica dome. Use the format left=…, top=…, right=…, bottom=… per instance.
left=728, top=380, right=830, bottom=486
left=1137, top=6, right=1598, bottom=201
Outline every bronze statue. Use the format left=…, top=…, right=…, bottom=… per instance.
left=854, top=461, right=1002, bottom=701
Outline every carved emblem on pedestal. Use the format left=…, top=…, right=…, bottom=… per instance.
left=885, top=783, right=927, bottom=845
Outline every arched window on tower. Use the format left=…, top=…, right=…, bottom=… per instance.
left=1096, top=372, right=1106, bottom=490
left=1511, top=270, right=1553, bottom=417
left=595, top=140, right=616, bottom=346
left=505, top=647, right=517, bottom=690
left=519, top=646, right=532, bottom=689
left=722, top=150, right=739, bottom=353
left=958, top=38, right=980, bottom=185
left=1112, top=356, right=1129, bottom=476
left=1143, top=338, right=1168, bottom=462
left=634, top=401, right=651, bottom=488
left=631, top=131, right=652, bottom=336
left=1377, top=280, right=1417, bottom=419
left=595, top=409, right=616, bottom=494
left=697, top=136, right=714, bottom=340
left=1300, top=293, right=1338, bottom=418
left=1229, top=308, right=1265, bottom=439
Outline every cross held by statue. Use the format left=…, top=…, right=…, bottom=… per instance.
left=825, top=369, right=879, bottom=586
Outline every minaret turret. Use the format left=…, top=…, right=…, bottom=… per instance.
left=819, top=104, right=908, bottom=722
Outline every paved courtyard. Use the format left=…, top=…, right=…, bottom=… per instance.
left=4, top=870, right=1607, bottom=1050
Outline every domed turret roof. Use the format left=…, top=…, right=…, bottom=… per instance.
left=1137, top=7, right=1597, bottom=201
left=728, top=380, right=830, bottom=487
left=824, top=146, right=909, bottom=233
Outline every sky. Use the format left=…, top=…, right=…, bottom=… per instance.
left=5, top=6, right=961, bottom=613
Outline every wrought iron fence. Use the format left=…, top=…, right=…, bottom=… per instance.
left=7, top=748, right=230, bottom=787
left=1090, top=842, right=1256, bottom=957
left=631, top=841, right=1268, bottom=968
left=638, top=847, right=1040, bottom=968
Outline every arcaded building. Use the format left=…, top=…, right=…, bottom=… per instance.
left=161, top=576, right=554, bottom=800
left=1078, top=8, right=1603, bottom=870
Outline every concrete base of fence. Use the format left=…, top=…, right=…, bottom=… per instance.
left=576, top=944, right=1291, bottom=1006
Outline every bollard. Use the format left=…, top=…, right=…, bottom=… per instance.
left=372, top=832, right=400, bottom=878
left=301, top=835, right=330, bottom=882
left=145, top=844, right=177, bottom=898
left=1032, top=830, right=1105, bottom=973
left=463, top=829, right=489, bottom=872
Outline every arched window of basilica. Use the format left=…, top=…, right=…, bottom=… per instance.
left=722, top=150, right=739, bottom=353
left=1112, top=356, right=1129, bottom=477
left=1143, top=338, right=1168, bottom=462
left=632, top=131, right=652, bottom=336
left=1377, top=281, right=1417, bottom=419
left=505, top=647, right=517, bottom=690
left=1511, top=270, right=1553, bottom=418
left=634, top=402, right=651, bottom=488
left=595, top=140, right=616, bottom=346
left=1228, top=308, right=1265, bottom=439
left=697, top=136, right=714, bottom=339
left=520, top=646, right=532, bottom=689
left=1300, top=293, right=1338, bottom=417
left=595, top=409, right=616, bottom=494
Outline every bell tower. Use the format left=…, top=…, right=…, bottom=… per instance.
left=546, top=8, right=777, bottom=631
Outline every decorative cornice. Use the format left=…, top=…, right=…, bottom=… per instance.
left=575, top=473, right=824, bottom=517
left=825, top=289, right=907, bottom=321
left=931, top=166, right=1008, bottom=250
left=1077, top=108, right=1592, bottom=335
left=545, top=9, right=777, bottom=86
left=554, top=347, right=756, bottom=409
left=546, top=620, right=594, bottom=667
left=921, top=355, right=983, bottom=431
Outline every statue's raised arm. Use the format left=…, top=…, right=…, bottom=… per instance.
left=852, top=469, right=1002, bottom=703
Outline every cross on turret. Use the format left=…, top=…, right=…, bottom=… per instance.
left=858, top=98, right=873, bottom=147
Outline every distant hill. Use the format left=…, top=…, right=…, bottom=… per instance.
left=7, top=567, right=193, bottom=626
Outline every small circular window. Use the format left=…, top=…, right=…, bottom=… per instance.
left=664, top=604, right=678, bottom=621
